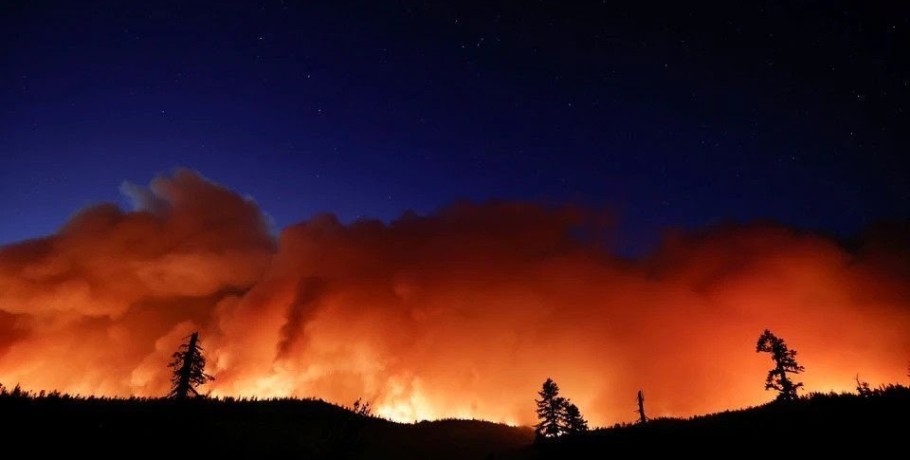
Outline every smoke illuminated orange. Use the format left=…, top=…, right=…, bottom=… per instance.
left=0, top=170, right=908, bottom=426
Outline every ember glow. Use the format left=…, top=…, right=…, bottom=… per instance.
left=0, top=170, right=908, bottom=425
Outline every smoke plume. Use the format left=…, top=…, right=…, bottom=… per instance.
left=1, top=169, right=908, bottom=425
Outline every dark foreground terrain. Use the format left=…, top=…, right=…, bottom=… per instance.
left=518, top=386, right=910, bottom=458
left=2, top=386, right=907, bottom=458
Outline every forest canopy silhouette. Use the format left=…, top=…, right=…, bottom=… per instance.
left=0, top=169, right=908, bottom=425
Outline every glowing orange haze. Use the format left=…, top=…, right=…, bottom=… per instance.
left=0, top=170, right=908, bottom=425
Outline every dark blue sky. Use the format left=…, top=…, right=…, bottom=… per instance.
left=2, top=1, right=908, bottom=255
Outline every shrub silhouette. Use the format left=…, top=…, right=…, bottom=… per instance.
left=855, top=374, right=873, bottom=397
left=351, top=397, right=372, bottom=416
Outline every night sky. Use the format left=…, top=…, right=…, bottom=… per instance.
left=3, top=1, right=908, bottom=255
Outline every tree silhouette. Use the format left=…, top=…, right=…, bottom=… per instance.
left=168, top=332, right=213, bottom=399
left=756, top=329, right=804, bottom=401
left=534, top=378, right=565, bottom=441
left=562, top=401, right=588, bottom=435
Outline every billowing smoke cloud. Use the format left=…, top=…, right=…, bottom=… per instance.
left=0, top=169, right=908, bottom=425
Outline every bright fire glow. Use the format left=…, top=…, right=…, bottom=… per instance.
left=0, top=170, right=908, bottom=426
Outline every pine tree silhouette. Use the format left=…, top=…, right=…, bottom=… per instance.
left=168, top=332, right=213, bottom=399
left=562, top=401, right=588, bottom=435
left=534, top=378, right=565, bottom=441
left=756, top=329, right=804, bottom=401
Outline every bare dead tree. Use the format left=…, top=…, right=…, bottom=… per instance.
left=637, top=389, right=647, bottom=424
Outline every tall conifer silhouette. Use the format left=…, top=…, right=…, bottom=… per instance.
left=169, top=332, right=213, bottom=399
left=534, top=378, right=565, bottom=440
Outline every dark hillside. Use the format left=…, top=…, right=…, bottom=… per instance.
left=0, top=395, right=533, bottom=459
left=3, top=387, right=907, bottom=458
left=507, top=387, right=910, bottom=458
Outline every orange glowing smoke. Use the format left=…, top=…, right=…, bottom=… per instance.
left=0, top=170, right=908, bottom=425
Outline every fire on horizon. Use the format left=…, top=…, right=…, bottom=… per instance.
left=0, top=170, right=907, bottom=426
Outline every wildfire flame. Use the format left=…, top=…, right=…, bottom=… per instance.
left=0, top=170, right=907, bottom=426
